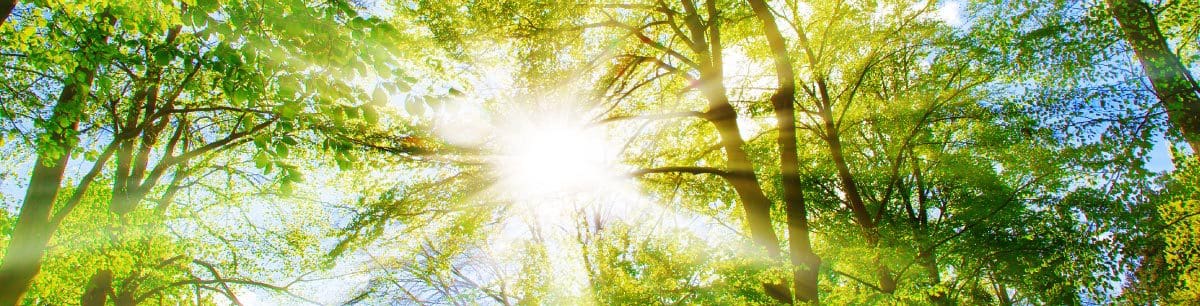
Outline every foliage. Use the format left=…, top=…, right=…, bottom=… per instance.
left=0, top=0, right=1197, bottom=304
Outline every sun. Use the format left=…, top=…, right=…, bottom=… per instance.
left=495, top=113, right=615, bottom=197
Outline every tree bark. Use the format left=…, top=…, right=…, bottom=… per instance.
left=705, top=96, right=793, bottom=303
left=80, top=270, right=113, bottom=306
left=0, top=68, right=94, bottom=306
left=911, top=153, right=946, bottom=304
left=0, top=15, right=114, bottom=305
left=1106, top=0, right=1200, bottom=153
left=818, top=103, right=897, bottom=293
left=705, top=102, right=785, bottom=259
left=675, top=0, right=791, bottom=302
left=111, top=24, right=182, bottom=216
left=778, top=1, right=900, bottom=293
left=747, top=0, right=820, bottom=302
left=991, top=271, right=1013, bottom=306
left=0, top=0, right=15, bottom=27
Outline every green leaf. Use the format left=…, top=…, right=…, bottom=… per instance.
left=253, top=151, right=270, bottom=169
left=276, top=143, right=290, bottom=158
left=153, top=49, right=172, bottom=66
left=405, top=98, right=425, bottom=117
left=372, top=87, right=389, bottom=106
left=362, top=105, right=379, bottom=124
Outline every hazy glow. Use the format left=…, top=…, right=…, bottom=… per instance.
left=423, top=81, right=727, bottom=303
left=936, top=1, right=964, bottom=27
left=496, top=111, right=615, bottom=197
left=485, top=105, right=639, bottom=300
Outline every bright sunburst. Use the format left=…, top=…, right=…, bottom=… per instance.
left=495, top=109, right=616, bottom=197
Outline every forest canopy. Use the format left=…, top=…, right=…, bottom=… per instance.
left=0, top=0, right=1198, bottom=304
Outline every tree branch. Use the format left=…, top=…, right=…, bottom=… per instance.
left=630, top=166, right=728, bottom=178
left=50, top=140, right=118, bottom=226
left=597, top=110, right=704, bottom=124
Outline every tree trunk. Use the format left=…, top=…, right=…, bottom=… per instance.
left=114, top=282, right=137, bottom=306
left=80, top=270, right=113, bottom=306
left=747, top=0, right=820, bottom=302
left=819, top=103, right=897, bottom=293
left=705, top=100, right=793, bottom=302
left=705, top=102, right=785, bottom=259
left=785, top=191, right=821, bottom=303
left=0, top=72, right=96, bottom=305
left=0, top=15, right=113, bottom=305
left=911, top=153, right=946, bottom=304
left=917, top=248, right=945, bottom=304
left=680, top=0, right=790, bottom=301
left=0, top=0, right=15, bottom=27
left=991, top=271, right=1013, bottom=306
left=1106, top=0, right=1200, bottom=153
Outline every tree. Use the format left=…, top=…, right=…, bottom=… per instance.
left=0, top=0, right=14, bottom=27
left=0, top=4, right=117, bottom=301
left=963, top=0, right=1198, bottom=302
left=1, top=0, right=1195, bottom=304
left=1105, top=0, right=1200, bottom=153
left=0, top=0, right=421, bottom=303
left=583, top=0, right=796, bottom=301
left=1156, top=158, right=1200, bottom=302
left=746, top=0, right=820, bottom=301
